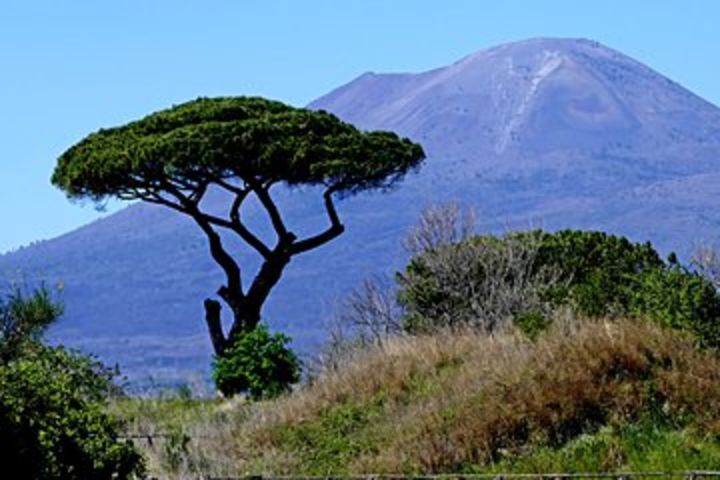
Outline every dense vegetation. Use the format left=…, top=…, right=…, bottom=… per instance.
left=109, top=220, right=720, bottom=478
left=398, top=229, right=720, bottom=346
left=0, top=288, right=143, bottom=479
left=115, top=319, right=720, bottom=477
left=8, top=208, right=720, bottom=478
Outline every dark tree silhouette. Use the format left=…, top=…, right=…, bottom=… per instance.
left=52, top=97, right=424, bottom=355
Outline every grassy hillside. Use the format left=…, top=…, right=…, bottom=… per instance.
left=114, top=317, right=720, bottom=478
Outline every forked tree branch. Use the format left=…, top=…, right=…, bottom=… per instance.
left=158, top=181, right=245, bottom=297
left=228, top=188, right=273, bottom=259
left=140, top=191, right=186, bottom=213
left=290, top=187, right=345, bottom=254
left=247, top=178, right=294, bottom=244
left=160, top=180, right=274, bottom=260
left=215, top=178, right=245, bottom=196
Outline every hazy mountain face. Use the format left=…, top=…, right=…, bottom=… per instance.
left=3, top=38, right=720, bottom=388
left=312, top=38, right=720, bottom=184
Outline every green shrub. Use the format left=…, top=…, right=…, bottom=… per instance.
left=513, top=310, right=552, bottom=340
left=397, top=229, right=664, bottom=333
left=535, top=230, right=663, bottom=317
left=397, top=229, right=720, bottom=346
left=212, top=324, right=300, bottom=399
left=0, top=285, right=63, bottom=362
left=629, top=266, right=720, bottom=348
left=0, top=346, right=144, bottom=479
left=0, top=287, right=143, bottom=479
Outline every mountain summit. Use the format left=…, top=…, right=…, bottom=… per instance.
left=312, top=37, right=720, bottom=180
left=3, top=38, right=720, bottom=387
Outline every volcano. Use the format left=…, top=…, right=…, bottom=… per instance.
left=3, top=38, right=720, bottom=387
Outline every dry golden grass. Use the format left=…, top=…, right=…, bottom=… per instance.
left=118, top=316, right=720, bottom=477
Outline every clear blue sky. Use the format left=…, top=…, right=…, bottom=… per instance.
left=1, top=1, right=718, bottom=253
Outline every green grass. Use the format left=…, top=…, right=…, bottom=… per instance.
left=110, top=395, right=223, bottom=438
left=476, top=422, right=720, bottom=473
left=109, top=394, right=245, bottom=477
left=110, top=320, right=720, bottom=477
left=261, top=395, right=385, bottom=475
left=116, top=397, right=720, bottom=477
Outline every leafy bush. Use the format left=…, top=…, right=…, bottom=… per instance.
left=397, top=229, right=720, bottom=347
left=513, top=310, right=552, bottom=340
left=629, top=266, right=720, bottom=348
left=0, top=285, right=63, bottom=362
left=397, top=229, right=663, bottom=332
left=0, top=287, right=144, bottom=479
left=534, top=230, right=663, bottom=316
left=0, top=346, right=144, bottom=479
left=212, top=324, right=300, bottom=399
left=535, top=232, right=720, bottom=348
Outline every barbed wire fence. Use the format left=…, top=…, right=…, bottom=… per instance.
left=137, top=472, right=720, bottom=480
left=120, top=434, right=720, bottom=480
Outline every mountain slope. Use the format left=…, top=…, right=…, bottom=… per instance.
left=2, top=38, right=720, bottom=387
left=312, top=37, right=720, bottom=182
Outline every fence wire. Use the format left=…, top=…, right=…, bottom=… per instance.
left=139, top=472, right=720, bottom=480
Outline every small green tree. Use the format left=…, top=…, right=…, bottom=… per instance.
left=212, top=324, right=300, bottom=399
left=52, top=97, right=425, bottom=363
left=0, top=288, right=144, bottom=479
left=0, top=285, right=63, bottom=362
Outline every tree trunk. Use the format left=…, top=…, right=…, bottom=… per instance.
left=204, top=299, right=226, bottom=355
left=203, top=294, right=262, bottom=356
left=228, top=301, right=261, bottom=341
